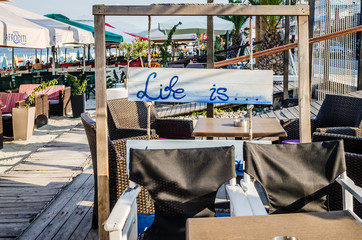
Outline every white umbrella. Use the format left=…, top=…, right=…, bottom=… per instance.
left=0, top=3, right=50, bottom=48
left=2, top=3, right=94, bottom=47
left=1, top=55, right=8, bottom=69
left=158, top=16, right=234, bottom=35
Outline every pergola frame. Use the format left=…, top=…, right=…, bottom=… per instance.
left=93, top=4, right=310, bottom=239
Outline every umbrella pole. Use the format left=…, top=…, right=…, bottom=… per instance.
left=12, top=48, right=14, bottom=71
left=52, top=46, right=55, bottom=75
left=46, top=48, right=49, bottom=65
left=83, top=45, right=86, bottom=72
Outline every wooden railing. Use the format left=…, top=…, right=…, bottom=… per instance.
left=214, top=25, right=362, bottom=68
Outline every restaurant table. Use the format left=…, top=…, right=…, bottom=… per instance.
left=192, top=117, right=287, bottom=138
left=186, top=211, right=362, bottom=240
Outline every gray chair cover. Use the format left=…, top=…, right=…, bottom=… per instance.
left=130, top=146, right=236, bottom=240
left=244, top=140, right=346, bottom=214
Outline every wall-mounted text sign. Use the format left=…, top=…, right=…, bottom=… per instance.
left=128, top=68, right=273, bottom=104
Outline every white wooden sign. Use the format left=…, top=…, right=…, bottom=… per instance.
left=128, top=68, right=273, bottom=104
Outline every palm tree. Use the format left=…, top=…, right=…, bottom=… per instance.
left=248, top=0, right=296, bottom=75
left=218, top=0, right=249, bottom=58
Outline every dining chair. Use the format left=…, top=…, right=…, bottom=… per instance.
left=226, top=140, right=362, bottom=224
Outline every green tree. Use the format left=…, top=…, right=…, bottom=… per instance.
left=159, top=22, right=182, bottom=67
left=218, top=0, right=249, bottom=58
left=119, top=38, right=150, bottom=89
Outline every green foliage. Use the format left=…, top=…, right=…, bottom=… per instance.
left=67, top=73, right=87, bottom=95
left=25, top=79, right=58, bottom=108
left=119, top=38, right=150, bottom=64
left=248, top=0, right=296, bottom=33
left=218, top=0, right=249, bottom=35
left=159, top=22, right=182, bottom=67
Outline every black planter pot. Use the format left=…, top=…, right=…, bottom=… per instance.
left=70, top=94, right=85, bottom=118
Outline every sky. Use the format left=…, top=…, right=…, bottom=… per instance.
left=9, top=0, right=230, bottom=34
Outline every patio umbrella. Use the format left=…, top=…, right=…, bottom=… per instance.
left=2, top=4, right=94, bottom=47
left=0, top=3, right=50, bottom=48
left=158, top=16, right=234, bottom=35
left=1, top=56, right=8, bottom=69
left=45, top=14, right=123, bottom=43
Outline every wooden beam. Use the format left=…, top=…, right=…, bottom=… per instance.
left=283, top=0, right=290, bottom=103
left=93, top=4, right=309, bottom=16
left=207, top=0, right=214, bottom=119
left=298, top=15, right=311, bottom=143
left=94, top=13, right=110, bottom=240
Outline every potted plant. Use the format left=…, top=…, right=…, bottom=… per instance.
left=68, top=73, right=87, bottom=118
left=12, top=79, right=58, bottom=140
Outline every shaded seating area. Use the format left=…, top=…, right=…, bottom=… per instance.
left=227, top=140, right=362, bottom=223
left=107, top=98, right=194, bottom=140
left=280, top=94, right=362, bottom=141
left=81, top=113, right=159, bottom=229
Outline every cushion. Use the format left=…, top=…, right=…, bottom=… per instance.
left=2, top=113, right=12, bottom=120
left=0, top=93, right=28, bottom=113
left=49, top=99, right=60, bottom=105
left=45, top=85, right=64, bottom=100
left=18, top=84, right=40, bottom=95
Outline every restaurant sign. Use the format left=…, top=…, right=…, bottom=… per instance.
left=128, top=68, right=273, bottom=104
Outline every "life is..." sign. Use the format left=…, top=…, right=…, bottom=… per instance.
left=128, top=68, right=273, bottom=104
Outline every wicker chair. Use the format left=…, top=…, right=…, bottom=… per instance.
left=49, top=86, right=71, bottom=116
left=107, top=98, right=194, bottom=140
left=312, top=132, right=362, bottom=219
left=280, top=94, right=362, bottom=141
left=81, top=113, right=158, bottom=229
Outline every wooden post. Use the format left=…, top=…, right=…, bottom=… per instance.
left=283, top=0, right=290, bottom=104
left=358, top=1, right=362, bottom=90
left=148, top=16, right=151, bottom=67
left=308, top=0, right=315, bottom=96
left=94, top=13, right=110, bottom=240
left=207, top=0, right=214, bottom=118
left=250, top=16, right=253, bottom=70
left=255, top=16, right=261, bottom=67
left=298, top=15, right=311, bottom=143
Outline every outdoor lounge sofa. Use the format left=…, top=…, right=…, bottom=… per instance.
left=280, top=94, right=362, bottom=141
left=0, top=92, right=48, bottom=134
left=107, top=98, right=194, bottom=140
left=81, top=113, right=159, bottom=229
left=11, top=84, right=71, bottom=116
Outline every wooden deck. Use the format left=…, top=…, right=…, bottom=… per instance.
left=4, top=90, right=361, bottom=239
left=0, top=125, right=91, bottom=239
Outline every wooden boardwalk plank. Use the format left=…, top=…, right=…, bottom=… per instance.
left=17, top=172, right=92, bottom=240
left=32, top=177, right=93, bottom=239
left=52, top=189, right=94, bottom=240
left=0, top=125, right=91, bottom=240
left=68, top=206, right=94, bottom=240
